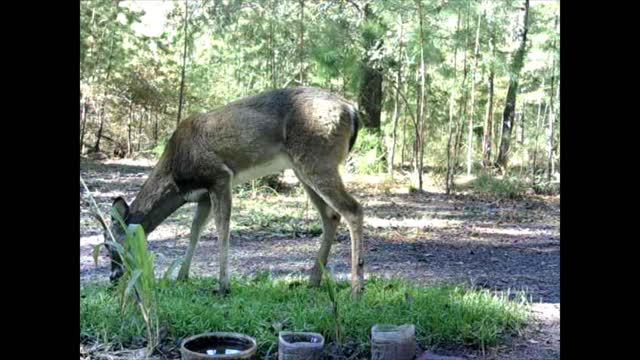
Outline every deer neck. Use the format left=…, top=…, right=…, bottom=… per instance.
left=126, top=167, right=186, bottom=234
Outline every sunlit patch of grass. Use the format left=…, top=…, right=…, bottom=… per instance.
left=81, top=276, right=528, bottom=355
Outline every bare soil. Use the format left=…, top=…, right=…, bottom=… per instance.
left=80, top=158, right=559, bottom=359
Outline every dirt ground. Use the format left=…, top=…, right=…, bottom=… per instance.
left=80, top=158, right=559, bottom=359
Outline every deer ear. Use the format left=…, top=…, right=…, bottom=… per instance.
left=112, top=197, right=129, bottom=219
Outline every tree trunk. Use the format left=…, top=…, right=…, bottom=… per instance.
left=466, top=11, right=482, bottom=176
left=482, top=68, right=494, bottom=168
left=92, top=33, right=116, bottom=154
left=154, top=111, right=158, bottom=148
left=79, top=98, right=88, bottom=155
left=269, top=0, right=277, bottom=88
left=547, top=78, right=557, bottom=181
left=94, top=111, right=105, bottom=153
left=546, top=15, right=559, bottom=182
left=519, top=103, right=526, bottom=146
left=445, top=9, right=462, bottom=194
left=496, top=0, right=530, bottom=171
left=359, top=65, right=383, bottom=130
left=412, top=0, right=428, bottom=191
left=358, top=4, right=383, bottom=130
left=127, top=101, right=133, bottom=156
left=176, top=0, right=189, bottom=127
left=298, top=0, right=305, bottom=85
left=451, top=5, right=471, bottom=183
left=401, top=81, right=409, bottom=166
left=388, top=16, right=404, bottom=177
left=532, top=99, right=549, bottom=180
left=530, top=84, right=544, bottom=179
left=138, top=108, right=144, bottom=152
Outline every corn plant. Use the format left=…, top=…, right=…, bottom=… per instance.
left=81, top=176, right=160, bottom=358
left=319, top=262, right=342, bottom=346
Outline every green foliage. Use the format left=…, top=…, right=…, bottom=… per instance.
left=348, top=129, right=386, bottom=175
left=469, top=172, right=527, bottom=199
left=151, top=138, right=168, bottom=158
left=81, top=276, right=527, bottom=355
left=80, top=0, right=559, bottom=190
left=319, top=263, right=342, bottom=346
left=82, top=176, right=161, bottom=356
left=108, top=213, right=161, bottom=355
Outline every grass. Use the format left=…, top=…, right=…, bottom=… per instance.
left=81, top=275, right=528, bottom=355
left=464, top=172, right=528, bottom=199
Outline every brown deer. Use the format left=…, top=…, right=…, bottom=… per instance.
left=105, top=87, right=364, bottom=296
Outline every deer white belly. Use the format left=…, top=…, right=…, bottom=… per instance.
left=183, top=188, right=209, bottom=202
left=232, top=154, right=291, bottom=185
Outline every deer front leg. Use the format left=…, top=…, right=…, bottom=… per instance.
left=211, top=180, right=232, bottom=295
left=298, top=180, right=341, bottom=287
left=177, top=198, right=212, bottom=281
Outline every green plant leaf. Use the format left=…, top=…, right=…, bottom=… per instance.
left=123, top=269, right=143, bottom=310
left=92, top=243, right=105, bottom=267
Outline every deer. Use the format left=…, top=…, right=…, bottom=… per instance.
left=103, top=87, right=365, bottom=297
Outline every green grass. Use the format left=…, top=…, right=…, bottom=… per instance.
left=467, top=172, right=528, bottom=199
left=81, top=275, right=527, bottom=354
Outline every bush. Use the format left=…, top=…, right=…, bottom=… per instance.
left=470, top=172, right=527, bottom=199
left=348, top=129, right=386, bottom=174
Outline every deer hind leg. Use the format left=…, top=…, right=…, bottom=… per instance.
left=297, top=178, right=342, bottom=287
left=177, top=198, right=212, bottom=281
left=210, top=178, right=232, bottom=294
left=295, top=166, right=364, bottom=297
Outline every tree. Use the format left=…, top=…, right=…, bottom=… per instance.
left=357, top=2, right=385, bottom=130
left=176, top=0, right=190, bottom=127
left=466, top=10, right=482, bottom=176
left=496, top=0, right=530, bottom=171
left=388, top=14, right=404, bottom=177
left=445, top=8, right=462, bottom=194
left=78, top=0, right=559, bottom=193
left=546, top=14, right=559, bottom=181
left=414, top=0, right=427, bottom=191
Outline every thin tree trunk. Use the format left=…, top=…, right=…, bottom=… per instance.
left=127, top=101, right=133, bottom=156
left=547, top=78, right=557, bottom=181
left=176, top=0, right=189, bottom=127
left=445, top=9, right=461, bottom=194
left=269, top=0, right=277, bottom=88
left=531, top=99, right=549, bottom=180
left=299, top=0, right=305, bottom=85
left=519, top=102, right=526, bottom=146
left=452, top=5, right=471, bottom=182
left=401, top=81, right=409, bottom=166
left=530, top=95, right=543, bottom=178
left=482, top=68, right=494, bottom=168
left=496, top=0, right=530, bottom=171
left=466, top=11, right=482, bottom=176
left=79, top=98, right=88, bottom=155
left=138, top=107, right=144, bottom=152
left=552, top=81, right=559, bottom=175
left=154, top=111, right=158, bottom=148
left=92, top=32, right=117, bottom=154
left=413, top=0, right=428, bottom=191
left=388, top=16, right=404, bottom=177
left=546, top=15, right=559, bottom=182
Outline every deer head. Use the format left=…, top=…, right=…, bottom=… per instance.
left=104, top=196, right=129, bottom=283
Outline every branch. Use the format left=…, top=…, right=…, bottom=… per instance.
left=384, top=76, right=417, bottom=129
left=346, top=0, right=362, bottom=15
